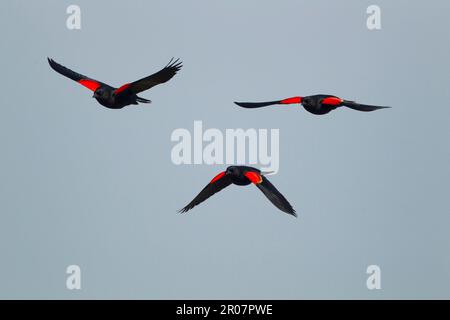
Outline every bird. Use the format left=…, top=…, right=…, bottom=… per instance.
left=179, top=166, right=296, bottom=216
left=235, top=94, right=390, bottom=115
left=47, top=57, right=182, bottom=109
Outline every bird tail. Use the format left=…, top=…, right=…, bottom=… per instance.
left=234, top=96, right=302, bottom=109
left=136, top=96, right=151, bottom=104
left=342, top=100, right=390, bottom=112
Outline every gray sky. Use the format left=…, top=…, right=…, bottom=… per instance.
left=1, top=0, right=449, bottom=299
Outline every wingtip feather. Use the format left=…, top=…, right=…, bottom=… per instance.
left=178, top=207, right=190, bottom=214
left=166, top=57, right=183, bottom=71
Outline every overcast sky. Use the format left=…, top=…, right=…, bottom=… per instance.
left=1, top=0, right=449, bottom=299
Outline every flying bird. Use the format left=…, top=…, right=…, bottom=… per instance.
left=47, top=57, right=182, bottom=109
left=235, top=94, right=390, bottom=115
left=179, top=166, right=296, bottom=216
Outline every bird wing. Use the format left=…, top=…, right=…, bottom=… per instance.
left=234, top=96, right=302, bottom=109
left=342, top=100, right=390, bottom=112
left=179, top=171, right=232, bottom=213
left=47, top=58, right=110, bottom=91
left=114, top=58, right=182, bottom=96
left=321, top=96, right=343, bottom=106
left=245, top=172, right=296, bottom=216
left=234, top=100, right=284, bottom=108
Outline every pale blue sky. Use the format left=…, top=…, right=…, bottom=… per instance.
left=0, top=0, right=449, bottom=299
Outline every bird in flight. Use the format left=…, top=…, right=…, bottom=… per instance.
left=235, top=94, right=390, bottom=115
left=48, top=57, right=182, bottom=109
left=179, top=166, right=296, bottom=216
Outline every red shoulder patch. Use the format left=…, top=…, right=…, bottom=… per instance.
left=115, top=83, right=131, bottom=95
left=78, top=79, right=101, bottom=91
left=322, top=96, right=342, bottom=106
left=280, top=96, right=302, bottom=104
left=244, top=171, right=263, bottom=184
left=210, top=171, right=226, bottom=184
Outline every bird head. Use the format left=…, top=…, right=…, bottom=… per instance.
left=301, top=96, right=311, bottom=106
left=225, top=166, right=240, bottom=177
left=93, top=88, right=104, bottom=99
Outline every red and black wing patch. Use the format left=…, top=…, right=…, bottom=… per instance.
left=234, top=96, right=302, bottom=109
left=321, top=96, right=343, bottom=106
left=244, top=171, right=263, bottom=184
left=245, top=172, right=296, bottom=216
left=47, top=58, right=108, bottom=91
left=341, top=100, right=391, bottom=112
left=115, top=58, right=182, bottom=96
left=179, top=171, right=232, bottom=213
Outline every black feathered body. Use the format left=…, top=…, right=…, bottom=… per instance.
left=94, top=88, right=149, bottom=109
left=227, top=165, right=259, bottom=185
left=302, top=94, right=340, bottom=115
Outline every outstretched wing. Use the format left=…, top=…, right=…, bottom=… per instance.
left=115, top=58, right=182, bottom=96
left=234, top=100, right=283, bottom=108
left=47, top=58, right=110, bottom=91
left=179, top=171, right=232, bottom=213
left=234, top=96, right=302, bottom=109
left=342, top=100, right=391, bottom=112
left=244, top=171, right=296, bottom=216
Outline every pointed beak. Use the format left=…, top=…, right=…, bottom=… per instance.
left=261, top=171, right=275, bottom=176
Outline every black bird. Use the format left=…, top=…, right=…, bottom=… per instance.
left=179, top=166, right=296, bottom=216
left=48, top=57, right=182, bottom=109
left=235, top=94, right=390, bottom=115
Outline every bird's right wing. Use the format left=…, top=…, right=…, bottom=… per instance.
left=47, top=58, right=110, bottom=91
left=342, top=100, right=390, bottom=112
left=179, top=172, right=232, bottom=213
left=252, top=174, right=296, bottom=216
left=234, top=96, right=301, bottom=108
left=115, top=58, right=182, bottom=96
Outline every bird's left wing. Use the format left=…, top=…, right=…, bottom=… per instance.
left=245, top=171, right=296, bottom=216
left=234, top=96, right=302, bottom=109
left=179, top=171, right=232, bottom=213
left=341, top=100, right=390, bottom=112
left=114, top=58, right=182, bottom=96
left=47, top=58, right=110, bottom=91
